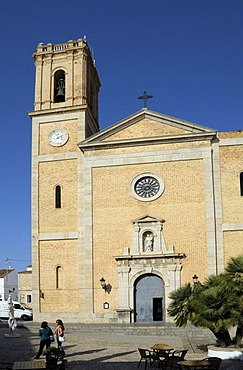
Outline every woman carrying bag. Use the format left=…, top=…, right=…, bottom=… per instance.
left=55, top=319, right=66, bottom=358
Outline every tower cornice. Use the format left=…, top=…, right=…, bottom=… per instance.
left=33, top=38, right=89, bottom=58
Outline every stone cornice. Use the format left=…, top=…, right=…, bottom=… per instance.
left=79, top=132, right=216, bottom=152
left=28, top=105, right=88, bottom=118
left=28, top=105, right=99, bottom=131
left=80, top=109, right=216, bottom=144
left=219, top=138, right=243, bottom=146
left=114, top=253, right=186, bottom=261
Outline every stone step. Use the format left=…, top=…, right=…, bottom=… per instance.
left=22, top=321, right=215, bottom=341
left=70, top=323, right=215, bottom=340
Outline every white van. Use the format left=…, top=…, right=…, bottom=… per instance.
left=0, top=301, right=33, bottom=320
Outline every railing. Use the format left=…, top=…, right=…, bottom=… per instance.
left=53, top=44, right=68, bottom=51
left=36, top=40, right=85, bottom=54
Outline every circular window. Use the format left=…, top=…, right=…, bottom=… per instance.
left=131, top=173, right=164, bottom=201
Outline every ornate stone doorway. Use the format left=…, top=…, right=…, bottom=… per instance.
left=134, top=273, right=164, bottom=323
left=115, top=214, right=185, bottom=323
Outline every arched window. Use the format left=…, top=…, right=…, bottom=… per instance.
left=55, top=185, right=61, bottom=208
left=54, top=70, right=65, bottom=103
left=240, top=172, right=243, bottom=196
left=56, top=265, right=62, bottom=289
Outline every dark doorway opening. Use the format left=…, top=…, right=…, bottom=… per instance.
left=153, top=297, right=163, bottom=321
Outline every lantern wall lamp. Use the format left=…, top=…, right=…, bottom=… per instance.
left=100, top=277, right=107, bottom=292
left=192, top=274, right=199, bottom=285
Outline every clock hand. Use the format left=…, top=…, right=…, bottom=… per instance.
left=56, top=134, right=64, bottom=140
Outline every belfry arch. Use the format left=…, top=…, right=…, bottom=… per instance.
left=53, top=69, right=66, bottom=103
left=54, top=69, right=65, bottom=103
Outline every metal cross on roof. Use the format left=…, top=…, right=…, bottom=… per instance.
left=137, top=91, right=153, bottom=108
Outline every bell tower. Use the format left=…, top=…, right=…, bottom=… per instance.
left=29, top=38, right=101, bottom=321
left=32, top=38, right=100, bottom=134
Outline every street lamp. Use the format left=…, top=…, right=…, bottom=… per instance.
left=100, top=277, right=107, bottom=292
left=192, top=274, right=199, bottom=285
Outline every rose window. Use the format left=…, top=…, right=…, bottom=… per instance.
left=131, top=173, right=164, bottom=202
left=134, top=176, right=160, bottom=198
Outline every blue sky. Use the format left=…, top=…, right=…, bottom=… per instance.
left=0, top=0, right=243, bottom=272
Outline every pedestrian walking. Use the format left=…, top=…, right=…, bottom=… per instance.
left=55, top=319, right=66, bottom=358
left=35, top=321, right=54, bottom=359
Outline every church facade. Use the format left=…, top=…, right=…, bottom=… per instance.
left=29, top=38, right=243, bottom=323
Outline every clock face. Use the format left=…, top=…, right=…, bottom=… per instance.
left=48, top=129, right=69, bottom=146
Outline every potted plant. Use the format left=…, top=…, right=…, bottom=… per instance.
left=43, top=346, right=59, bottom=368
left=167, top=255, right=243, bottom=357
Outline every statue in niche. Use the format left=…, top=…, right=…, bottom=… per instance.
left=144, top=233, right=154, bottom=252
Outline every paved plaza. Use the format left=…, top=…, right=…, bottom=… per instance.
left=0, top=321, right=242, bottom=369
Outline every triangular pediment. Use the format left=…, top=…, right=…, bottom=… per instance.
left=133, top=215, right=164, bottom=224
left=79, top=109, right=217, bottom=150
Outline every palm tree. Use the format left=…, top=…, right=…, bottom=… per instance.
left=167, top=255, right=243, bottom=347
left=168, top=283, right=194, bottom=327
left=223, top=256, right=243, bottom=346
left=190, top=275, right=236, bottom=347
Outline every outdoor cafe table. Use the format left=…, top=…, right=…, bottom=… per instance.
left=150, top=343, right=173, bottom=360
left=177, top=360, right=210, bottom=369
left=151, top=344, right=173, bottom=352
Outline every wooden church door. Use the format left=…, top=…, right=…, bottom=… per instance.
left=134, top=274, right=164, bottom=322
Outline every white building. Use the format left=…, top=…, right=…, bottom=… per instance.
left=0, top=269, right=18, bottom=301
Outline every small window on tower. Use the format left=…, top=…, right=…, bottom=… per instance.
left=240, top=172, right=243, bottom=196
left=56, top=265, right=62, bottom=289
left=54, top=70, right=65, bottom=103
left=55, top=185, right=61, bottom=208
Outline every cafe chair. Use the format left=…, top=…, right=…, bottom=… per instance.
left=138, top=348, right=158, bottom=370
left=166, top=349, right=188, bottom=369
left=152, top=351, right=172, bottom=370
left=200, top=357, right=222, bottom=370
left=156, top=349, right=173, bottom=360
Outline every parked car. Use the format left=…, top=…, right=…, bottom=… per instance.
left=0, top=300, right=33, bottom=320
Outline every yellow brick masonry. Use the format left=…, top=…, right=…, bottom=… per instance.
left=85, top=140, right=211, bottom=157
left=92, top=159, right=207, bottom=313
left=30, top=39, right=100, bottom=322
left=30, top=38, right=243, bottom=322
left=219, top=141, right=243, bottom=266
left=224, top=231, right=243, bottom=265
left=220, top=145, right=243, bottom=224
left=38, top=159, right=78, bottom=233
left=39, top=239, right=78, bottom=313
left=102, top=118, right=189, bottom=141
left=39, top=120, right=78, bottom=155
left=18, top=271, right=32, bottom=307
left=33, top=39, right=100, bottom=113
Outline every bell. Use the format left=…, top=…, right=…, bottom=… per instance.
left=55, top=78, right=65, bottom=102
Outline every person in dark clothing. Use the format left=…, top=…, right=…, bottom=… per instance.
left=35, top=321, right=53, bottom=359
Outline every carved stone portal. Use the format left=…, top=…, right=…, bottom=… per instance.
left=114, top=215, right=184, bottom=324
